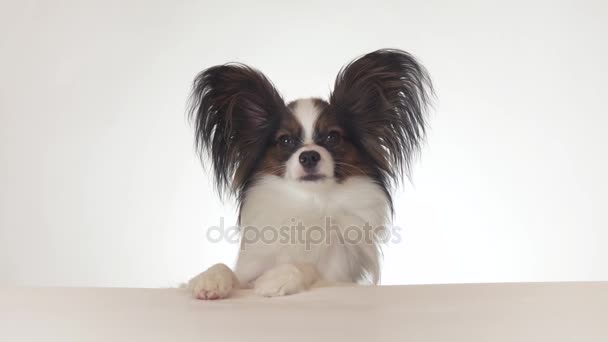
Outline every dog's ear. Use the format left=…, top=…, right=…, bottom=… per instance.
left=188, top=63, right=287, bottom=197
left=330, top=49, right=433, bottom=185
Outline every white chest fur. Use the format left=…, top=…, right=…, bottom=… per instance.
left=234, top=175, right=391, bottom=285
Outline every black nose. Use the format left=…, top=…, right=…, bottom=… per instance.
left=299, top=150, right=320, bottom=169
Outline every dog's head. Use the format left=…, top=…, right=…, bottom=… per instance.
left=188, top=49, right=433, bottom=202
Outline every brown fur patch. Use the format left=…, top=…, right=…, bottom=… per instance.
left=255, top=108, right=303, bottom=177
left=314, top=100, right=374, bottom=180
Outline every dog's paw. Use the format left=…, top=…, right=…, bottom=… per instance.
left=188, top=263, right=235, bottom=300
left=254, top=264, right=307, bottom=297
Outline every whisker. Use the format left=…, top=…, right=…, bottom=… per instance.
left=334, top=161, right=368, bottom=175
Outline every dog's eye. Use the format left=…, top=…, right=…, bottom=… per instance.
left=324, top=131, right=341, bottom=146
left=277, top=134, right=294, bottom=147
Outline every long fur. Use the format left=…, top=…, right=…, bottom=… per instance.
left=236, top=175, right=390, bottom=284
left=330, top=49, right=433, bottom=191
left=188, top=64, right=288, bottom=198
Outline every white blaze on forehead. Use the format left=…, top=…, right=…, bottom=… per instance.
left=292, top=98, right=321, bottom=143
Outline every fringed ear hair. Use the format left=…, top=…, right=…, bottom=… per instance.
left=330, top=49, right=433, bottom=187
left=188, top=63, right=287, bottom=198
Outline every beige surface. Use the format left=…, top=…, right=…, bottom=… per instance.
left=1, top=282, right=607, bottom=341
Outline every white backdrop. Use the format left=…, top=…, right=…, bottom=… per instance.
left=1, top=0, right=606, bottom=287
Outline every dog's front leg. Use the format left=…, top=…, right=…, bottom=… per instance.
left=254, top=263, right=319, bottom=297
left=188, top=263, right=239, bottom=300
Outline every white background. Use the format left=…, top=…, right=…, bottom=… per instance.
left=1, top=0, right=606, bottom=287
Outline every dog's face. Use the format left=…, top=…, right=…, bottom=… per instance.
left=257, top=98, right=371, bottom=183
left=189, top=49, right=432, bottom=201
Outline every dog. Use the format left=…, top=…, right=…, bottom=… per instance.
left=187, top=49, right=432, bottom=299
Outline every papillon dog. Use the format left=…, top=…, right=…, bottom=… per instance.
left=187, top=49, right=432, bottom=299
